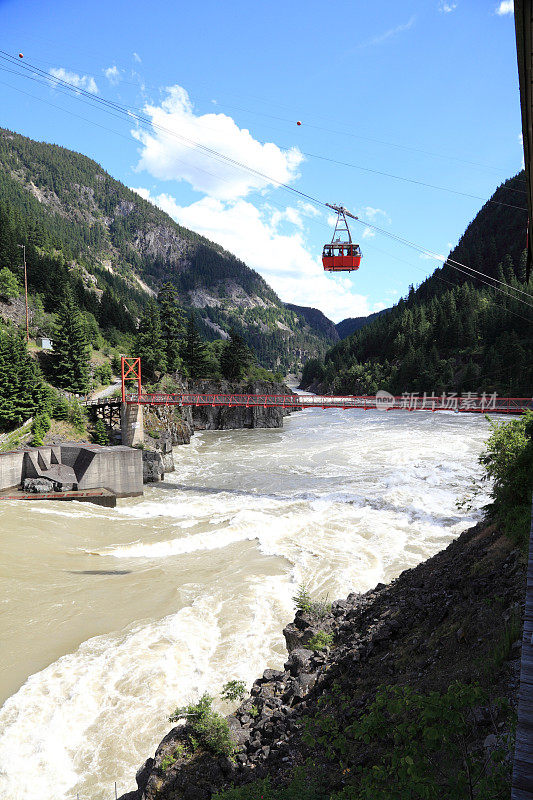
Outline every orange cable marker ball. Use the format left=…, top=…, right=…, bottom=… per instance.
left=296, top=120, right=301, bottom=126
left=18, top=53, right=23, bottom=59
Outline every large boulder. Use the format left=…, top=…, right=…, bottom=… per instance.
left=142, top=450, right=164, bottom=482
left=22, top=476, right=58, bottom=493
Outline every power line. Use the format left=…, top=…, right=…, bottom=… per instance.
left=1, top=50, right=531, bottom=316
left=0, top=52, right=527, bottom=214
left=354, top=218, right=533, bottom=310
left=10, top=43, right=523, bottom=178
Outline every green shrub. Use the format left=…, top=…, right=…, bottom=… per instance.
left=307, top=631, right=334, bottom=651
left=111, top=354, right=122, bottom=375
left=293, top=583, right=332, bottom=620
left=169, top=693, right=234, bottom=757
left=293, top=583, right=312, bottom=612
left=94, top=362, right=112, bottom=385
left=302, top=682, right=513, bottom=800
left=30, top=412, right=51, bottom=446
left=0, top=267, right=21, bottom=301
left=221, top=680, right=247, bottom=703
left=479, top=411, right=533, bottom=547
left=68, top=400, right=87, bottom=433
left=160, top=744, right=187, bottom=772
left=38, top=384, right=59, bottom=416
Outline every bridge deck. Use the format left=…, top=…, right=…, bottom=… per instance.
left=104, top=393, right=533, bottom=413
left=85, top=394, right=532, bottom=413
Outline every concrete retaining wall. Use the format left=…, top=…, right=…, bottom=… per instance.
left=76, top=446, right=143, bottom=497
left=0, top=443, right=143, bottom=497
left=0, top=451, right=24, bottom=491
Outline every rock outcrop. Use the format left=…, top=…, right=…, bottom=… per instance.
left=187, top=380, right=295, bottom=431
left=119, top=520, right=525, bottom=799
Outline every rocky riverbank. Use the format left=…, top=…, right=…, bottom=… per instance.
left=119, top=519, right=525, bottom=799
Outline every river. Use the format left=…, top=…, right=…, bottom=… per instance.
left=0, top=406, right=493, bottom=800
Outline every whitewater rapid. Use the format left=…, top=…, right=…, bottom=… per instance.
left=0, top=407, right=492, bottom=799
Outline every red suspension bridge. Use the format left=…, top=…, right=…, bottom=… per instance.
left=84, top=358, right=533, bottom=415
left=119, top=392, right=532, bottom=414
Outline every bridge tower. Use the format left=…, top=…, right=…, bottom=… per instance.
left=120, top=357, right=144, bottom=447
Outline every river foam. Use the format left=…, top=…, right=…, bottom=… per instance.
left=0, top=407, right=492, bottom=799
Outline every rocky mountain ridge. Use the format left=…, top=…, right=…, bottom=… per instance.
left=0, top=127, right=335, bottom=372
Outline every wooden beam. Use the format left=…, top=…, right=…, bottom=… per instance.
left=515, top=0, right=533, bottom=280
left=512, top=498, right=533, bottom=799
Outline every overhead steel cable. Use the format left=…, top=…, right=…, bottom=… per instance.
left=9, top=45, right=522, bottom=178
left=355, top=217, right=533, bottom=299
left=1, top=50, right=531, bottom=314
left=274, top=149, right=528, bottom=206
left=0, top=51, right=527, bottom=214
left=354, top=219, right=533, bottom=309
left=0, top=51, right=326, bottom=210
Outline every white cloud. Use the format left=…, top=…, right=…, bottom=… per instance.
left=104, top=65, right=121, bottom=85
left=133, top=52, right=142, bottom=63
left=439, top=1, right=457, bottom=12
left=130, top=187, right=372, bottom=321
left=133, top=85, right=304, bottom=200
left=496, top=0, right=513, bottom=14
left=361, top=206, right=391, bottom=224
left=359, top=16, right=415, bottom=48
left=131, top=186, right=151, bottom=201
left=49, top=67, right=98, bottom=94
left=362, top=228, right=375, bottom=239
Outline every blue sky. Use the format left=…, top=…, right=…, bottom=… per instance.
left=0, top=0, right=522, bottom=321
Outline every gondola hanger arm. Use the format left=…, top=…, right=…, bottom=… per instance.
left=325, top=203, right=359, bottom=221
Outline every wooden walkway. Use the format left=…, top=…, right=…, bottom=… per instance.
left=512, top=500, right=533, bottom=799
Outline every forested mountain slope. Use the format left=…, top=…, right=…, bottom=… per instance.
left=336, top=308, right=390, bottom=340
left=0, top=127, right=332, bottom=372
left=301, top=172, right=533, bottom=396
left=285, top=303, right=339, bottom=343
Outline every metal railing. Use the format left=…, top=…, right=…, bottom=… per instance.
left=118, top=393, right=533, bottom=414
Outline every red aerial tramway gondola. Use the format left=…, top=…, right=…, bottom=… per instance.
left=322, top=203, right=362, bottom=272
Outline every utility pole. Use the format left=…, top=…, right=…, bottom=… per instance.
left=17, top=244, right=29, bottom=343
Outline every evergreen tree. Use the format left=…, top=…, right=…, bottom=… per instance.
left=0, top=329, right=44, bottom=429
left=157, top=282, right=185, bottom=373
left=134, top=300, right=166, bottom=381
left=0, top=267, right=21, bottom=301
left=92, top=418, right=109, bottom=445
left=220, top=328, right=254, bottom=381
left=53, top=291, right=91, bottom=392
left=182, top=313, right=209, bottom=379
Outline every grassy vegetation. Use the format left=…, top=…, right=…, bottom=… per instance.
left=293, top=584, right=332, bottom=620
left=214, top=683, right=513, bottom=800
left=307, top=631, right=334, bottom=652
left=168, top=694, right=234, bottom=758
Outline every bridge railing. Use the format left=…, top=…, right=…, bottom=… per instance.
left=122, top=393, right=533, bottom=413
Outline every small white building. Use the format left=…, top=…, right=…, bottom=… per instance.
left=36, top=337, right=53, bottom=351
